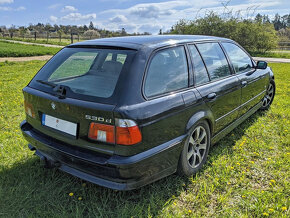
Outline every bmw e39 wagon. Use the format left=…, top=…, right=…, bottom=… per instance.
left=20, top=35, right=275, bottom=190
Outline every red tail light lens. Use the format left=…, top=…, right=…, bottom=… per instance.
left=88, top=123, right=115, bottom=144
left=116, top=119, right=142, bottom=145
left=24, top=101, right=35, bottom=118
left=88, top=119, right=142, bottom=145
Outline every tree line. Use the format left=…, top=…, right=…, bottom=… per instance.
left=167, top=13, right=290, bottom=53
left=0, top=21, right=150, bottom=43
left=0, top=13, right=289, bottom=52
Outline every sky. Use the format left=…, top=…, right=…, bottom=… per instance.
left=0, top=0, right=289, bottom=34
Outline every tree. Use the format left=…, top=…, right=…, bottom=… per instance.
left=84, top=30, right=100, bottom=39
left=89, top=21, right=94, bottom=30
left=170, top=12, right=278, bottom=53
left=121, top=28, right=126, bottom=36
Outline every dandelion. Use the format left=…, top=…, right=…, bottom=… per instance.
left=281, top=207, right=287, bottom=211
left=242, top=195, right=246, bottom=198
left=250, top=161, right=254, bottom=164
left=270, top=179, right=276, bottom=183
left=236, top=162, right=240, bottom=166
left=69, top=192, right=74, bottom=197
left=188, top=210, right=192, bottom=213
left=263, top=212, right=269, bottom=216
left=227, top=182, right=231, bottom=185
left=269, top=147, right=274, bottom=150
left=78, top=197, right=82, bottom=201
left=173, top=202, right=177, bottom=206
left=231, top=166, right=234, bottom=170
left=268, top=208, right=274, bottom=212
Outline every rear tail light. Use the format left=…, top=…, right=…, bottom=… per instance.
left=88, top=123, right=115, bottom=144
left=116, top=119, right=142, bottom=145
left=88, top=119, right=142, bottom=145
left=24, top=101, right=35, bottom=118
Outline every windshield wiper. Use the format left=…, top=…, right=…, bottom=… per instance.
left=36, top=80, right=57, bottom=88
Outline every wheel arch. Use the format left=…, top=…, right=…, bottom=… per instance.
left=185, top=110, right=214, bottom=136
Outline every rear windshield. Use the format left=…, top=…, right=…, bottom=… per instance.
left=29, top=47, right=136, bottom=100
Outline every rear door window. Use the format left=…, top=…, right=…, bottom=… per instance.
left=222, top=42, right=253, bottom=73
left=196, top=43, right=231, bottom=81
left=188, top=45, right=209, bottom=86
left=144, top=46, right=189, bottom=97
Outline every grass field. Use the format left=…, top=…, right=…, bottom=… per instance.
left=251, top=51, right=290, bottom=59
left=0, top=37, right=72, bottom=46
left=0, top=41, right=61, bottom=57
left=0, top=61, right=289, bottom=217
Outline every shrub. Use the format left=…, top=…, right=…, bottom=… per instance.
left=170, top=13, right=278, bottom=53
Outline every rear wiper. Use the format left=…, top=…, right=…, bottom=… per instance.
left=37, top=80, right=68, bottom=99
left=36, top=80, right=57, bottom=88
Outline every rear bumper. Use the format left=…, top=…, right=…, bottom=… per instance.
left=20, top=120, right=185, bottom=190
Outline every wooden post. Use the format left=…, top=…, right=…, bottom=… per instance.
left=71, top=33, right=73, bottom=44
left=34, top=32, right=36, bottom=41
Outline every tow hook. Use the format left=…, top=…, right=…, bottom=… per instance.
left=40, top=155, right=60, bottom=169
left=28, top=144, right=61, bottom=169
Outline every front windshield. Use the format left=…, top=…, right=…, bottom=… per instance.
left=30, top=47, right=135, bottom=98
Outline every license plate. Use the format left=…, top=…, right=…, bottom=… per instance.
left=42, top=114, right=77, bottom=136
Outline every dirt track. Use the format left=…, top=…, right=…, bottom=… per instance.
left=0, top=55, right=53, bottom=62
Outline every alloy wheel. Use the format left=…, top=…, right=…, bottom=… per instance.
left=262, top=83, right=274, bottom=107
left=187, top=126, right=208, bottom=168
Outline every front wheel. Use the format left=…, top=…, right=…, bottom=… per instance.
left=261, top=80, right=275, bottom=110
left=178, top=121, right=210, bottom=176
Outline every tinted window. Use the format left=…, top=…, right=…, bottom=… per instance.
left=145, top=46, right=188, bottom=97
left=196, top=43, right=231, bottom=81
left=30, top=48, right=134, bottom=99
left=188, top=45, right=209, bottom=86
left=222, top=43, right=253, bottom=73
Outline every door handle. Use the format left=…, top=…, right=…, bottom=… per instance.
left=241, top=81, right=247, bottom=87
left=207, top=93, right=217, bottom=100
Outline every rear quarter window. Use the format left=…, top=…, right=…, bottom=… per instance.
left=144, top=46, right=188, bottom=97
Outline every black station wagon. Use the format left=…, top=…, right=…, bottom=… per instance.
left=20, top=35, right=275, bottom=190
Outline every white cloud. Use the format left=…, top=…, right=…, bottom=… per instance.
left=60, top=13, right=96, bottom=21
left=48, top=4, right=62, bottom=10
left=0, top=0, right=13, bottom=4
left=50, top=15, right=58, bottom=22
left=109, top=15, right=128, bottom=23
left=61, top=6, right=77, bottom=13
left=0, top=6, right=25, bottom=11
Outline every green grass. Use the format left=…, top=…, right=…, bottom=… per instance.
left=251, top=51, right=290, bottom=59
left=0, top=41, right=61, bottom=57
left=0, top=61, right=289, bottom=217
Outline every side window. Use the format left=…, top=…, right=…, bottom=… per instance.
left=188, top=45, right=209, bottom=86
left=222, top=43, right=253, bottom=73
left=196, top=43, right=231, bottom=81
left=144, top=46, right=188, bottom=97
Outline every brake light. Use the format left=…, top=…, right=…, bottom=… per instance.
left=24, top=101, right=35, bottom=118
left=116, top=119, right=142, bottom=145
left=88, top=123, right=115, bottom=144
left=88, top=119, right=142, bottom=145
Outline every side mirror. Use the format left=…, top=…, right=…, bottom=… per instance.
left=256, top=61, right=267, bottom=69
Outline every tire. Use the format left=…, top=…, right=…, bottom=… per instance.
left=178, top=120, right=210, bottom=176
left=260, top=80, right=275, bottom=110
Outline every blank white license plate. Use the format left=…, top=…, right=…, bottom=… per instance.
left=42, top=114, right=77, bottom=136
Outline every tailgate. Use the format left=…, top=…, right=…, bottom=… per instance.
left=23, top=87, right=116, bottom=155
